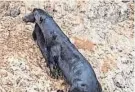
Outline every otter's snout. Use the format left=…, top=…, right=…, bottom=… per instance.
left=23, top=13, right=35, bottom=23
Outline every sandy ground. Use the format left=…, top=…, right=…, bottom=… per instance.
left=0, top=0, right=134, bottom=92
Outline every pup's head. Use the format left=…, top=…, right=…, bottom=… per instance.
left=23, top=8, right=52, bottom=23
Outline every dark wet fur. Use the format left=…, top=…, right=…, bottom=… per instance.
left=33, top=23, right=63, bottom=79
left=23, top=8, right=102, bottom=92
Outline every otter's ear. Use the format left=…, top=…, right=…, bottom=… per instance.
left=33, top=8, right=38, bottom=12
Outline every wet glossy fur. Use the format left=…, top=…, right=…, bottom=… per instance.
left=23, top=8, right=102, bottom=92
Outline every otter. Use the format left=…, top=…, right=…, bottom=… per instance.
left=23, top=8, right=102, bottom=92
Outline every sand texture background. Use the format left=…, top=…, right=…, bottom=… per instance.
left=0, top=0, right=134, bottom=92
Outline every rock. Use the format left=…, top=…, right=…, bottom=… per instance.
left=0, top=1, right=134, bottom=92
left=9, top=8, right=20, bottom=17
left=113, top=73, right=126, bottom=88
left=5, top=7, right=20, bottom=17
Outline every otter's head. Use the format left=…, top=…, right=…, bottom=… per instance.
left=23, top=8, right=52, bottom=23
